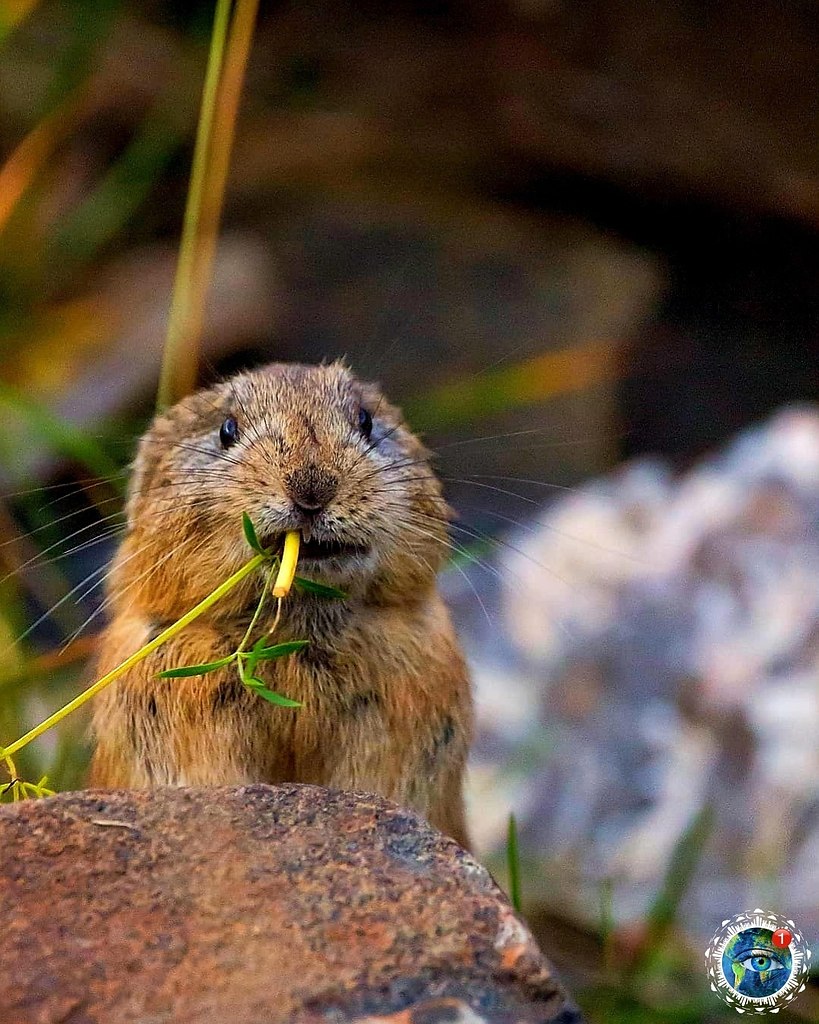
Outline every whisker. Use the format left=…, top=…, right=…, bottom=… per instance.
left=0, top=510, right=127, bottom=586
left=60, top=537, right=189, bottom=649
left=454, top=501, right=648, bottom=565
left=443, top=477, right=576, bottom=504
left=41, top=525, right=126, bottom=565
left=12, top=561, right=112, bottom=648
left=378, top=514, right=495, bottom=628
left=168, top=441, right=244, bottom=469
left=431, top=429, right=613, bottom=452
left=386, top=502, right=581, bottom=642
left=354, top=453, right=435, bottom=488
left=0, top=472, right=129, bottom=502
left=0, top=495, right=124, bottom=552
left=375, top=503, right=505, bottom=587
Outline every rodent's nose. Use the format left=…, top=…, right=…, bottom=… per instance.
left=286, top=465, right=339, bottom=515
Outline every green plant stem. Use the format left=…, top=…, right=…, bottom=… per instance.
left=236, top=563, right=275, bottom=654
left=0, top=552, right=266, bottom=761
left=235, top=570, right=275, bottom=687
left=2, top=753, right=18, bottom=797
left=599, top=878, right=615, bottom=983
left=507, top=813, right=522, bottom=913
left=156, top=0, right=233, bottom=410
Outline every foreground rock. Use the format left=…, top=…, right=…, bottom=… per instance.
left=0, top=785, right=580, bottom=1024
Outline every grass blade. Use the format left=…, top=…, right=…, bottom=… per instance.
left=51, top=108, right=182, bottom=275
left=156, top=0, right=233, bottom=409
left=0, top=383, right=122, bottom=485
left=507, top=812, right=522, bottom=913
left=157, top=0, right=259, bottom=408
left=630, top=804, right=714, bottom=977
left=599, top=877, right=615, bottom=983
left=404, top=342, right=617, bottom=432
left=0, top=0, right=41, bottom=45
left=242, top=511, right=266, bottom=553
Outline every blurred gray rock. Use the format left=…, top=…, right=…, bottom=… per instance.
left=454, top=407, right=819, bottom=944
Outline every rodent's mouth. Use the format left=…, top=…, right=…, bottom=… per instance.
left=301, top=537, right=370, bottom=561
left=264, top=534, right=370, bottom=562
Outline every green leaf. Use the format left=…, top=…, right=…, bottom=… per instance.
left=243, top=636, right=264, bottom=675
left=157, top=655, right=235, bottom=678
left=242, top=635, right=304, bottom=675
left=243, top=677, right=302, bottom=707
left=293, top=576, right=346, bottom=599
left=506, top=813, right=522, bottom=913
left=242, top=512, right=267, bottom=554
left=252, top=640, right=309, bottom=661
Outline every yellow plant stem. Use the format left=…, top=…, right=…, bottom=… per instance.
left=273, top=531, right=300, bottom=598
left=0, top=753, right=52, bottom=800
left=0, top=552, right=266, bottom=761
left=0, top=0, right=41, bottom=43
left=2, top=753, right=17, bottom=791
left=157, top=0, right=260, bottom=410
left=169, top=0, right=260, bottom=405
left=156, top=0, right=234, bottom=409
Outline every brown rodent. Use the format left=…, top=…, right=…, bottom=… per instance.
left=89, top=361, right=472, bottom=847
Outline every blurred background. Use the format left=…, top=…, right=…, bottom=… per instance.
left=1, top=1, right=818, bottom=1020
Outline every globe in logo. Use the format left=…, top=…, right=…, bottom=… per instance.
left=705, top=911, right=812, bottom=1012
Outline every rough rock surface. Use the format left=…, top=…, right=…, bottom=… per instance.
left=0, top=784, right=580, bottom=1024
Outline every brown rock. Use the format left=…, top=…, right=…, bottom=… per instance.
left=0, top=785, right=581, bottom=1024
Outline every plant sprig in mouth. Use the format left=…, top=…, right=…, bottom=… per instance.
left=161, top=517, right=347, bottom=705
left=1, top=514, right=346, bottom=794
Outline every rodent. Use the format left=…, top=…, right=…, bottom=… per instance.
left=89, top=361, right=473, bottom=847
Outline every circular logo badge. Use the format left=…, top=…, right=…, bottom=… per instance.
left=705, top=910, right=812, bottom=1013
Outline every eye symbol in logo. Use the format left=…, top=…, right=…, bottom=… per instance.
left=705, top=911, right=811, bottom=1012
left=722, top=930, right=791, bottom=998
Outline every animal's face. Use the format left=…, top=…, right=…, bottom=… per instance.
left=118, top=363, right=449, bottom=615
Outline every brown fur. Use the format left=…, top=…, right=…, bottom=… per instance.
left=89, top=362, right=472, bottom=847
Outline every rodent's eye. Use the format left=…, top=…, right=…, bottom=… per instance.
left=358, top=407, right=373, bottom=441
left=219, top=416, right=240, bottom=448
